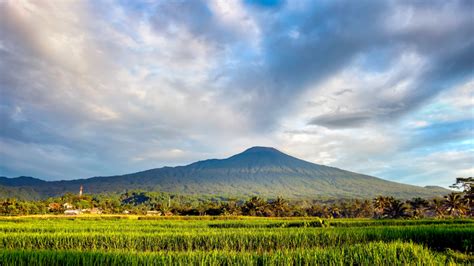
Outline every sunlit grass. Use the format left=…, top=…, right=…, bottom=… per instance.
left=0, top=217, right=472, bottom=265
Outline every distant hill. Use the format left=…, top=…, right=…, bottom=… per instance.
left=0, top=147, right=450, bottom=200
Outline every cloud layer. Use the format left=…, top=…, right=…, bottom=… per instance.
left=1, top=0, right=472, bottom=187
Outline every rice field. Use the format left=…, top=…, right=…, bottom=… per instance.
left=0, top=216, right=472, bottom=265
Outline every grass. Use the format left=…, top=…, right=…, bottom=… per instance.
left=0, top=242, right=462, bottom=265
left=0, top=216, right=472, bottom=265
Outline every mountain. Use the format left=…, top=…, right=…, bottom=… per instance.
left=0, top=176, right=47, bottom=186
left=0, top=146, right=450, bottom=199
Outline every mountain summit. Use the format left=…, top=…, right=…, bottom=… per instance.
left=242, top=146, right=280, bottom=153
left=230, top=146, right=308, bottom=166
left=0, top=147, right=449, bottom=199
left=188, top=146, right=316, bottom=170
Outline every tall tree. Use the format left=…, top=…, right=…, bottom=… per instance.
left=359, top=200, right=374, bottom=218
left=373, top=196, right=392, bottom=218
left=430, top=198, right=446, bottom=218
left=242, top=197, right=268, bottom=216
left=383, top=199, right=409, bottom=218
left=221, top=199, right=241, bottom=216
left=444, top=193, right=467, bottom=217
left=408, top=197, right=429, bottom=218
left=270, top=197, right=289, bottom=217
left=450, top=177, right=473, bottom=216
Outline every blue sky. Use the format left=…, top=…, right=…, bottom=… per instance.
left=0, top=0, right=473, bottom=188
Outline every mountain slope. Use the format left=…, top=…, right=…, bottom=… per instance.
left=0, top=147, right=450, bottom=199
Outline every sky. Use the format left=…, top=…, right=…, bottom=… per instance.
left=0, top=0, right=473, bottom=188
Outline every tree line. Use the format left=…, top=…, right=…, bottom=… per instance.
left=1, top=177, right=472, bottom=218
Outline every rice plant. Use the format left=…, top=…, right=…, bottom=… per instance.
left=0, top=217, right=472, bottom=265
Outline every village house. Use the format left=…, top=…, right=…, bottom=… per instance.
left=64, top=209, right=81, bottom=215
left=62, top=185, right=90, bottom=215
left=81, top=208, right=102, bottom=214
left=48, top=202, right=62, bottom=212
left=146, top=210, right=162, bottom=216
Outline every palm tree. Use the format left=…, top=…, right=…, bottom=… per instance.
left=271, top=197, right=289, bottom=217
left=373, top=196, right=392, bottom=218
left=347, top=199, right=373, bottom=218
left=350, top=199, right=362, bottom=218
left=383, top=199, right=409, bottom=219
left=444, top=193, right=467, bottom=217
left=339, top=201, right=352, bottom=218
left=321, top=205, right=332, bottom=219
left=306, top=204, right=323, bottom=217
left=360, top=199, right=374, bottom=218
left=221, top=199, right=241, bottom=216
left=450, top=177, right=473, bottom=216
left=430, top=198, right=446, bottom=218
left=408, top=197, right=429, bottom=218
left=242, top=196, right=268, bottom=216
left=330, top=206, right=341, bottom=218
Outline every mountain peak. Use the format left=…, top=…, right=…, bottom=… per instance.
left=242, top=146, right=281, bottom=154
left=223, top=146, right=316, bottom=169
left=187, top=146, right=304, bottom=170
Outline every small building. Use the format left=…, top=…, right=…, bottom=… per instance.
left=48, top=203, right=61, bottom=212
left=64, top=209, right=81, bottom=215
left=63, top=203, right=73, bottom=209
left=146, top=210, right=162, bottom=216
left=81, top=208, right=102, bottom=214
left=90, top=208, right=102, bottom=214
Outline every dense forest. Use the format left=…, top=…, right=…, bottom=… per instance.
left=1, top=177, right=472, bottom=218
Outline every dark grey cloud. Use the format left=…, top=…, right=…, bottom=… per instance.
left=334, top=89, right=353, bottom=96
left=308, top=111, right=373, bottom=129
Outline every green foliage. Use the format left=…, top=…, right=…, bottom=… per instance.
left=445, top=193, right=468, bottom=217
left=383, top=198, right=410, bottom=218
left=450, top=177, right=473, bottom=216
left=0, top=191, right=472, bottom=219
left=0, top=178, right=469, bottom=220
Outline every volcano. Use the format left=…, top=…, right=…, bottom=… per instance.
left=0, top=146, right=449, bottom=199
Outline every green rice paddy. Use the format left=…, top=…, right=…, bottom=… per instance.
left=0, top=216, right=472, bottom=265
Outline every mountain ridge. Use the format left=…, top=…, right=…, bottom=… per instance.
left=0, top=146, right=450, bottom=199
